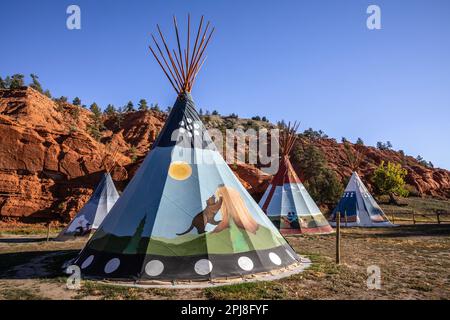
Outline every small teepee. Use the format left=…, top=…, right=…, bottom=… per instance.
left=259, top=123, right=333, bottom=234
left=56, top=149, right=120, bottom=241
left=329, top=143, right=393, bottom=227
left=329, top=171, right=394, bottom=227
left=73, top=16, right=301, bottom=282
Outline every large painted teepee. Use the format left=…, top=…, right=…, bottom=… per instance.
left=259, top=123, right=333, bottom=234
left=74, top=16, right=300, bottom=282
left=56, top=151, right=120, bottom=241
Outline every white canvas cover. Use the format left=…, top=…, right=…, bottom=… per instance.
left=56, top=173, right=120, bottom=240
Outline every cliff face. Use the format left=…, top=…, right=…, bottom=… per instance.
left=305, top=139, right=450, bottom=198
left=0, top=87, right=448, bottom=221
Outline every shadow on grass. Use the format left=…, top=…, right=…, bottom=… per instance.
left=0, top=249, right=79, bottom=280
left=0, top=238, right=50, bottom=244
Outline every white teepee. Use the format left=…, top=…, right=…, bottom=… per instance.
left=56, top=172, right=120, bottom=240
left=329, top=172, right=394, bottom=227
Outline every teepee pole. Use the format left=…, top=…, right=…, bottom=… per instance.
left=149, top=15, right=214, bottom=94
left=173, top=15, right=186, bottom=81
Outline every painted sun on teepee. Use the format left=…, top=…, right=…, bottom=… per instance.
left=56, top=148, right=120, bottom=241
left=259, top=123, right=333, bottom=234
left=73, top=15, right=302, bottom=282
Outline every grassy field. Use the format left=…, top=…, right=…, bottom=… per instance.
left=0, top=223, right=449, bottom=300
left=380, top=197, right=450, bottom=224
left=0, top=197, right=449, bottom=300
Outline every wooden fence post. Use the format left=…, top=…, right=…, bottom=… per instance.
left=336, top=212, right=341, bottom=265
left=46, top=222, right=51, bottom=242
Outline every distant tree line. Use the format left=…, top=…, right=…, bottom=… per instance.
left=0, top=73, right=52, bottom=98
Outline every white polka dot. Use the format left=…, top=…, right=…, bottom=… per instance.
left=187, top=132, right=192, bottom=137
left=193, top=123, right=200, bottom=129
left=104, top=258, right=120, bottom=274
left=179, top=128, right=186, bottom=133
left=186, top=118, right=192, bottom=123
left=187, top=125, right=193, bottom=130
left=194, top=130, right=200, bottom=136
left=194, top=259, right=213, bottom=275
left=81, top=255, right=94, bottom=269
left=238, top=256, right=254, bottom=271
left=269, top=252, right=282, bottom=265
left=145, top=260, right=164, bottom=276
left=179, top=121, right=185, bottom=126
left=286, top=249, right=297, bottom=261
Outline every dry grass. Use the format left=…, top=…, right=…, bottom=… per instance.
left=0, top=224, right=449, bottom=300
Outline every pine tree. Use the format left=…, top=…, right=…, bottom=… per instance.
left=105, top=104, right=117, bottom=115
left=43, top=90, right=52, bottom=98
left=72, top=97, right=81, bottom=106
left=30, top=74, right=43, bottom=93
left=88, top=102, right=104, bottom=140
left=124, top=101, right=135, bottom=112
left=356, top=137, right=364, bottom=146
left=151, top=103, right=160, bottom=112
left=4, top=76, right=12, bottom=89
left=138, top=99, right=148, bottom=111
left=0, top=76, right=6, bottom=89
left=293, top=144, right=343, bottom=205
left=90, top=103, right=102, bottom=118
left=10, top=74, right=25, bottom=89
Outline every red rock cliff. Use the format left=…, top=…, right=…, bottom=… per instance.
left=0, top=87, right=448, bottom=221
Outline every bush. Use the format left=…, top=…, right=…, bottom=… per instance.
left=87, top=123, right=102, bottom=141
left=128, top=146, right=138, bottom=163
left=372, top=161, right=409, bottom=203
left=404, top=184, right=420, bottom=197
left=69, top=107, right=80, bottom=121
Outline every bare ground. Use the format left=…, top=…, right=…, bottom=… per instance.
left=0, top=224, right=449, bottom=300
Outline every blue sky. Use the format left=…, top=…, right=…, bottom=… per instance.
left=1, top=0, right=449, bottom=169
